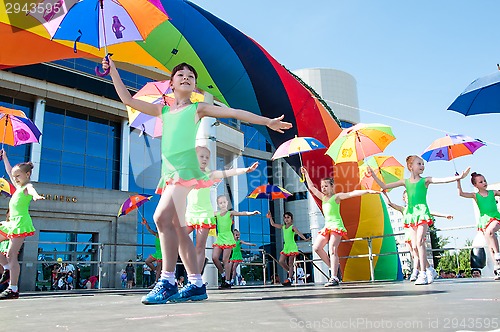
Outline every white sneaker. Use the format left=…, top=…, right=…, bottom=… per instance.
left=409, top=269, right=419, bottom=282
left=426, top=267, right=437, bottom=284
left=414, top=272, right=428, bottom=285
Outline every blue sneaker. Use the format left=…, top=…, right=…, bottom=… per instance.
left=141, top=280, right=178, bottom=305
left=168, top=282, right=208, bottom=302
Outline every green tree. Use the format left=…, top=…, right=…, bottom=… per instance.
left=437, top=238, right=472, bottom=276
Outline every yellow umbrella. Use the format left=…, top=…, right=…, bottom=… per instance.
left=325, top=123, right=396, bottom=163
left=358, top=156, right=404, bottom=191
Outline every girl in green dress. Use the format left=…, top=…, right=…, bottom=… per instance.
left=103, top=58, right=291, bottom=304
left=370, top=155, right=469, bottom=285
left=267, top=210, right=310, bottom=286
left=186, top=146, right=258, bottom=274
left=457, top=172, right=500, bottom=280
left=302, top=167, right=378, bottom=287
left=213, top=195, right=259, bottom=289
left=229, top=229, right=256, bottom=285
left=384, top=191, right=453, bottom=282
left=0, top=150, right=45, bottom=300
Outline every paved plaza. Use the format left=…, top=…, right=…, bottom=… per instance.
left=1, top=278, right=499, bottom=332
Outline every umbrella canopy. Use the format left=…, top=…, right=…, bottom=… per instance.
left=33, top=0, right=168, bottom=50
left=0, top=177, right=15, bottom=197
left=247, top=184, right=292, bottom=201
left=326, top=123, right=396, bottom=163
left=359, top=156, right=404, bottom=191
left=126, top=80, right=204, bottom=138
left=421, top=134, right=485, bottom=162
left=272, top=136, right=326, bottom=160
left=0, top=106, right=42, bottom=147
left=448, top=71, right=500, bottom=116
left=118, top=194, right=153, bottom=217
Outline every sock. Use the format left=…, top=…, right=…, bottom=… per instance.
left=2, top=264, right=9, bottom=270
left=159, top=271, right=176, bottom=286
left=9, top=285, right=18, bottom=292
left=221, top=272, right=225, bottom=278
left=188, top=274, right=203, bottom=287
left=494, top=253, right=500, bottom=261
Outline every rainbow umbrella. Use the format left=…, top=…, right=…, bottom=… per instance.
left=421, top=134, right=485, bottom=174
left=30, top=0, right=168, bottom=75
left=118, top=194, right=153, bottom=217
left=0, top=177, right=15, bottom=197
left=326, top=123, right=396, bottom=163
left=272, top=136, right=326, bottom=182
left=0, top=106, right=42, bottom=149
left=126, top=80, right=204, bottom=138
left=247, top=184, right=292, bottom=201
left=359, top=156, right=404, bottom=191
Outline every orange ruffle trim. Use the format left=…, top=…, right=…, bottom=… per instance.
left=478, top=218, right=500, bottom=231
left=280, top=251, right=299, bottom=257
left=148, top=255, right=162, bottom=262
left=318, top=228, right=347, bottom=237
left=229, top=259, right=243, bottom=263
left=404, top=219, right=434, bottom=228
left=213, top=243, right=236, bottom=249
left=155, top=178, right=218, bottom=195
left=186, top=223, right=216, bottom=230
left=0, top=230, right=35, bottom=239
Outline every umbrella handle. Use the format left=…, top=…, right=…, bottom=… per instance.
left=95, top=54, right=112, bottom=77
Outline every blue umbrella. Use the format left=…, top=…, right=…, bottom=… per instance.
left=448, top=71, right=500, bottom=116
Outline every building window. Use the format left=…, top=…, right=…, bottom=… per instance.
left=241, top=124, right=269, bottom=152
left=39, top=106, right=121, bottom=189
left=237, top=157, right=272, bottom=250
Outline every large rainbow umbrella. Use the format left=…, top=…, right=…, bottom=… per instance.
left=126, top=80, right=204, bottom=138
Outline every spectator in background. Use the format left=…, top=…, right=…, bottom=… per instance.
left=471, top=268, right=482, bottom=278
left=120, top=270, right=127, bottom=288
left=125, top=260, right=135, bottom=288
left=142, top=264, right=152, bottom=288
left=449, top=271, right=457, bottom=278
left=457, top=270, right=466, bottom=278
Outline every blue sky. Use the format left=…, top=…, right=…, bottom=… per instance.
left=193, top=0, right=500, bottom=247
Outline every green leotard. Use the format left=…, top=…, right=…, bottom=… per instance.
left=230, top=240, right=243, bottom=262
left=0, top=240, right=8, bottom=255
left=0, top=185, right=35, bottom=238
left=186, top=185, right=217, bottom=229
left=404, top=178, right=433, bottom=227
left=319, top=195, right=347, bottom=236
left=281, top=224, right=299, bottom=256
left=151, top=237, right=162, bottom=261
left=475, top=191, right=500, bottom=230
left=213, top=212, right=236, bottom=248
left=156, top=103, right=213, bottom=193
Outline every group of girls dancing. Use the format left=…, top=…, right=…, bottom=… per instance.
left=2, top=57, right=497, bottom=303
